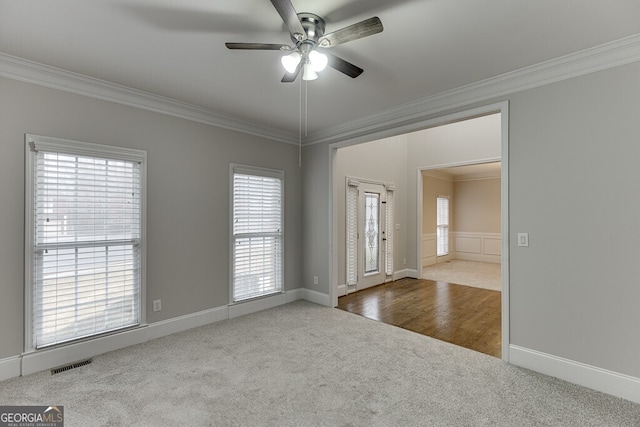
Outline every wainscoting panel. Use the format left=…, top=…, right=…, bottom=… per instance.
left=452, top=232, right=501, bottom=264
left=483, top=237, right=502, bottom=256
left=422, top=233, right=437, bottom=267
left=455, top=236, right=482, bottom=254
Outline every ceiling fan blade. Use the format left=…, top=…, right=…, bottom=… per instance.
left=270, top=0, right=306, bottom=41
left=327, top=54, right=363, bottom=78
left=225, top=42, right=290, bottom=50
left=281, top=64, right=301, bottom=83
left=319, top=17, right=383, bottom=48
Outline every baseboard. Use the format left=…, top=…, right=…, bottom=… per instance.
left=336, top=284, right=347, bottom=297
left=18, top=290, right=310, bottom=379
left=0, top=356, right=21, bottom=382
left=454, top=253, right=501, bottom=264
left=509, top=345, right=640, bottom=404
left=146, top=305, right=229, bottom=340
left=22, top=304, right=230, bottom=377
left=286, top=288, right=305, bottom=303
left=303, top=289, right=331, bottom=306
left=422, top=256, right=436, bottom=268
left=229, top=293, right=288, bottom=319
left=395, top=269, right=418, bottom=280
left=10, top=287, right=329, bottom=381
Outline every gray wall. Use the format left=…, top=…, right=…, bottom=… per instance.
left=302, top=62, right=640, bottom=378
left=0, top=77, right=302, bottom=359
left=508, top=62, right=640, bottom=377
left=301, top=142, right=330, bottom=294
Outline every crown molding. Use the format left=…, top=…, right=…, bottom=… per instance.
left=0, top=52, right=298, bottom=145
left=2, top=33, right=640, bottom=147
left=305, top=33, right=640, bottom=146
left=422, top=170, right=453, bottom=182
left=453, top=173, right=501, bottom=182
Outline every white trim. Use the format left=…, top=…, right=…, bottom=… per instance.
left=500, top=107, right=510, bottom=361
left=10, top=288, right=310, bottom=379
left=3, top=34, right=640, bottom=146
left=305, top=34, right=640, bottom=145
left=24, top=134, right=147, bottom=352
left=452, top=173, right=501, bottom=182
left=228, top=293, right=288, bottom=319
left=421, top=233, right=437, bottom=268
left=510, top=345, right=640, bottom=404
left=337, top=284, right=347, bottom=297
left=229, top=164, right=285, bottom=305
left=303, top=289, right=331, bottom=307
left=285, top=288, right=306, bottom=303
left=422, top=170, right=454, bottom=182
left=395, top=269, right=418, bottom=279
left=0, top=53, right=296, bottom=145
left=22, top=304, right=228, bottom=376
left=452, top=232, right=502, bottom=263
left=0, top=356, right=21, bottom=382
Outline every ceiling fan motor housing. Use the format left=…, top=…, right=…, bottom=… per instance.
left=293, top=13, right=326, bottom=48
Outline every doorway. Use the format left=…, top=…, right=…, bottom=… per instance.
left=331, top=102, right=509, bottom=360
left=420, top=162, right=502, bottom=291
left=345, top=180, right=394, bottom=293
left=357, top=182, right=387, bottom=290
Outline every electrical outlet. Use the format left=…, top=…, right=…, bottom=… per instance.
left=153, top=299, right=162, bottom=312
left=313, top=276, right=318, bottom=285
left=403, top=258, right=407, bottom=266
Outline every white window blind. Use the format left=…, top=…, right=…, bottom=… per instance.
left=26, top=135, right=144, bottom=349
left=437, top=196, right=449, bottom=256
left=232, top=165, right=283, bottom=302
left=385, top=185, right=395, bottom=276
left=345, top=179, right=359, bottom=286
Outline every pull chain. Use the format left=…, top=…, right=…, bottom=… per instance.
left=298, top=71, right=302, bottom=167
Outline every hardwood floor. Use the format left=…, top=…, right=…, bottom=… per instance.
left=337, top=278, right=502, bottom=357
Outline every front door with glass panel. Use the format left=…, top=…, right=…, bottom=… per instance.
left=357, top=183, right=386, bottom=290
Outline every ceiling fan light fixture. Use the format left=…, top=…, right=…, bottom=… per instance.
left=281, top=51, right=301, bottom=73
left=302, top=63, right=318, bottom=81
left=309, top=50, right=328, bottom=72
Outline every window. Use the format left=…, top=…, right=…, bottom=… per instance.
left=231, top=165, right=283, bottom=302
left=345, top=179, right=359, bottom=286
left=364, top=191, right=380, bottom=274
left=437, top=196, right=449, bottom=256
left=25, top=135, right=145, bottom=349
left=384, top=184, right=395, bottom=276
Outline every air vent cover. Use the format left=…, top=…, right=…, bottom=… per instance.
left=51, top=359, right=92, bottom=375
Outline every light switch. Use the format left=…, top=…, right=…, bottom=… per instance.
left=518, top=233, right=529, bottom=247
left=395, top=224, right=400, bottom=230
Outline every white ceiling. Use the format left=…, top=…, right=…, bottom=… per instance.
left=2, top=1, right=640, bottom=142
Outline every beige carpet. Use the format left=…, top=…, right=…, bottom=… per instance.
left=1, top=301, right=639, bottom=426
left=422, top=259, right=501, bottom=291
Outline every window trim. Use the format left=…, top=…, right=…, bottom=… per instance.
left=24, top=134, right=147, bottom=352
left=229, top=163, right=285, bottom=305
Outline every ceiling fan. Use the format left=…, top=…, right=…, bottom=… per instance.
left=225, top=0, right=383, bottom=82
